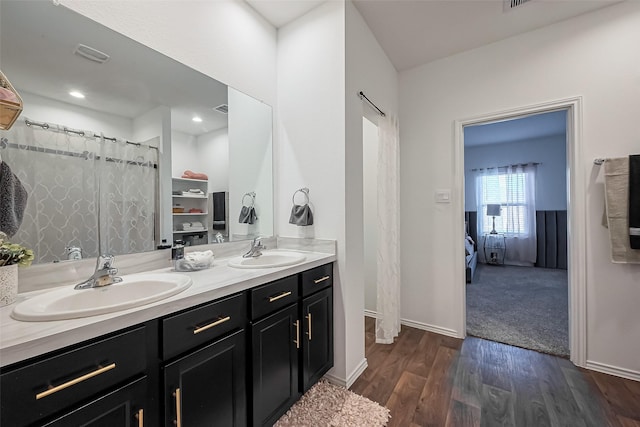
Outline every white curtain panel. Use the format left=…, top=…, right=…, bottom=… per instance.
left=375, top=114, right=401, bottom=344
left=2, top=121, right=158, bottom=263
left=3, top=121, right=100, bottom=263
left=475, top=164, right=537, bottom=265
left=98, top=137, right=158, bottom=256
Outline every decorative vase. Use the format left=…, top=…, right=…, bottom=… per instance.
left=0, top=264, right=18, bottom=306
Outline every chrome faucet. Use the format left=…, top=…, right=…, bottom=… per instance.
left=74, top=254, right=123, bottom=290
left=65, top=245, right=82, bottom=260
left=243, top=236, right=266, bottom=258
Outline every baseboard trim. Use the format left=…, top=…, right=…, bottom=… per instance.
left=401, top=318, right=462, bottom=339
left=364, top=311, right=462, bottom=339
left=364, top=309, right=379, bottom=318
left=585, top=360, right=640, bottom=382
left=324, top=358, right=368, bottom=389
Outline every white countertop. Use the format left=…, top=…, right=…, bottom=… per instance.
left=0, top=250, right=335, bottom=368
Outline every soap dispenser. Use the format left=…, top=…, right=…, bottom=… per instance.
left=172, top=240, right=185, bottom=268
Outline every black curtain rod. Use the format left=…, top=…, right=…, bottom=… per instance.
left=358, top=91, right=386, bottom=117
left=471, top=162, right=540, bottom=172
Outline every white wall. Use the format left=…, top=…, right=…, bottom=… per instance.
left=344, top=0, right=398, bottom=383
left=277, top=0, right=348, bottom=381
left=228, top=87, right=273, bottom=240
left=133, top=106, right=172, bottom=243
left=278, top=0, right=398, bottom=386
left=20, top=91, right=133, bottom=139
left=363, top=117, right=378, bottom=312
left=171, top=130, right=198, bottom=178
left=197, top=129, right=229, bottom=194
left=400, top=2, right=640, bottom=376
left=464, top=135, right=567, bottom=211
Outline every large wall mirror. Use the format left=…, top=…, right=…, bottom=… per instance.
left=0, top=1, right=273, bottom=265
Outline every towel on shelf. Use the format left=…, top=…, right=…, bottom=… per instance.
left=182, top=189, right=204, bottom=196
left=603, top=157, right=640, bottom=263
left=212, top=192, right=226, bottom=230
left=629, top=155, right=640, bottom=249
left=181, top=170, right=208, bottom=180
left=0, top=161, right=28, bottom=237
left=289, top=204, right=314, bottom=226
left=239, top=206, right=257, bottom=224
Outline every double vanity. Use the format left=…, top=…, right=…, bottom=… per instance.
left=0, top=244, right=335, bottom=426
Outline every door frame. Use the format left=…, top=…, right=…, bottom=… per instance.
left=453, top=96, right=586, bottom=366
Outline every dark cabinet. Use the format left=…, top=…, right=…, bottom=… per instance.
left=301, top=286, right=333, bottom=392
left=41, top=376, right=147, bottom=427
left=251, top=304, right=299, bottom=427
left=249, top=264, right=334, bottom=426
left=0, top=326, right=148, bottom=427
left=164, top=329, right=246, bottom=427
left=1, top=262, right=333, bottom=427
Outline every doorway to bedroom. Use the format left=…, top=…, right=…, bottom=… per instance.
left=463, top=109, right=569, bottom=357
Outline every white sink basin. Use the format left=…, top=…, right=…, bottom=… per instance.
left=11, top=274, right=192, bottom=322
left=227, top=251, right=306, bottom=269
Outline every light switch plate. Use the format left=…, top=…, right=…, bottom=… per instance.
left=435, top=189, right=451, bottom=203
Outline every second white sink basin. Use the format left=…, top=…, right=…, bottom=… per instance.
left=11, top=273, right=192, bottom=322
left=227, top=251, right=306, bottom=269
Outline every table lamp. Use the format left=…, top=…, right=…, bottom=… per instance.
left=486, top=204, right=501, bottom=234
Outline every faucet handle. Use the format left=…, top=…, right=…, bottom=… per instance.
left=97, top=254, right=115, bottom=269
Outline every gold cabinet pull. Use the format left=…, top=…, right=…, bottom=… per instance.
left=135, top=408, right=144, bottom=427
left=294, top=320, right=300, bottom=349
left=193, top=316, right=231, bottom=334
left=174, top=388, right=182, bottom=427
left=313, top=275, right=330, bottom=284
left=35, top=363, right=116, bottom=400
left=306, top=313, right=312, bottom=341
left=269, top=291, right=292, bottom=303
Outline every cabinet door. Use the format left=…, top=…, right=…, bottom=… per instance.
left=301, top=287, right=333, bottom=392
left=41, top=376, right=147, bottom=427
left=251, top=304, right=299, bottom=427
left=164, top=329, right=246, bottom=427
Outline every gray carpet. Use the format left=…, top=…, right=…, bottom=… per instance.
left=466, top=263, right=569, bottom=357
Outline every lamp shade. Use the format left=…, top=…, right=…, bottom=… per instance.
left=486, top=204, right=501, bottom=217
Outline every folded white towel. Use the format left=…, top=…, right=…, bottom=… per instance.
left=175, top=250, right=214, bottom=271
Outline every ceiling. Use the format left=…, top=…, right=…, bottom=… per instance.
left=464, top=110, right=567, bottom=147
left=245, top=0, right=619, bottom=71
left=246, top=0, right=324, bottom=27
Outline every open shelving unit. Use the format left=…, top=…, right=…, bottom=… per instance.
left=172, top=177, right=209, bottom=245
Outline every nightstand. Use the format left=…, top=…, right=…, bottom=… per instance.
left=483, top=233, right=506, bottom=265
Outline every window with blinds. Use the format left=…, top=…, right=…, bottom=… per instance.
left=480, top=172, right=529, bottom=235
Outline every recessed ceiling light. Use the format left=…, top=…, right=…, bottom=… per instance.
left=192, top=116, right=203, bottom=123
left=69, top=91, right=85, bottom=99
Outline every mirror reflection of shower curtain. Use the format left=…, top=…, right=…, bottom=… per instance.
left=2, top=121, right=99, bottom=263
left=2, top=121, right=158, bottom=263
left=97, top=137, right=158, bottom=256
left=375, top=114, right=401, bottom=344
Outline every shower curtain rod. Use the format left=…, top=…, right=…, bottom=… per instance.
left=0, top=136, right=157, bottom=169
left=24, top=118, right=159, bottom=151
left=358, top=91, right=386, bottom=117
left=471, top=162, right=540, bottom=172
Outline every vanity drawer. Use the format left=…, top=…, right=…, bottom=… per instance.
left=0, top=326, right=147, bottom=427
left=251, top=275, right=299, bottom=320
left=162, top=292, right=246, bottom=360
left=301, top=263, right=333, bottom=297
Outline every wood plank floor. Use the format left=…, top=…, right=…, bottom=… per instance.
left=351, top=317, right=640, bottom=427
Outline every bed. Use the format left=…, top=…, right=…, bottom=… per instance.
left=465, top=213, right=478, bottom=283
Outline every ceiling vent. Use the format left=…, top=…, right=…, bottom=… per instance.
left=74, top=44, right=110, bottom=64
left=503, top=0, right=533, bottom=12
left=214, top=104, right=229, bottom=115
